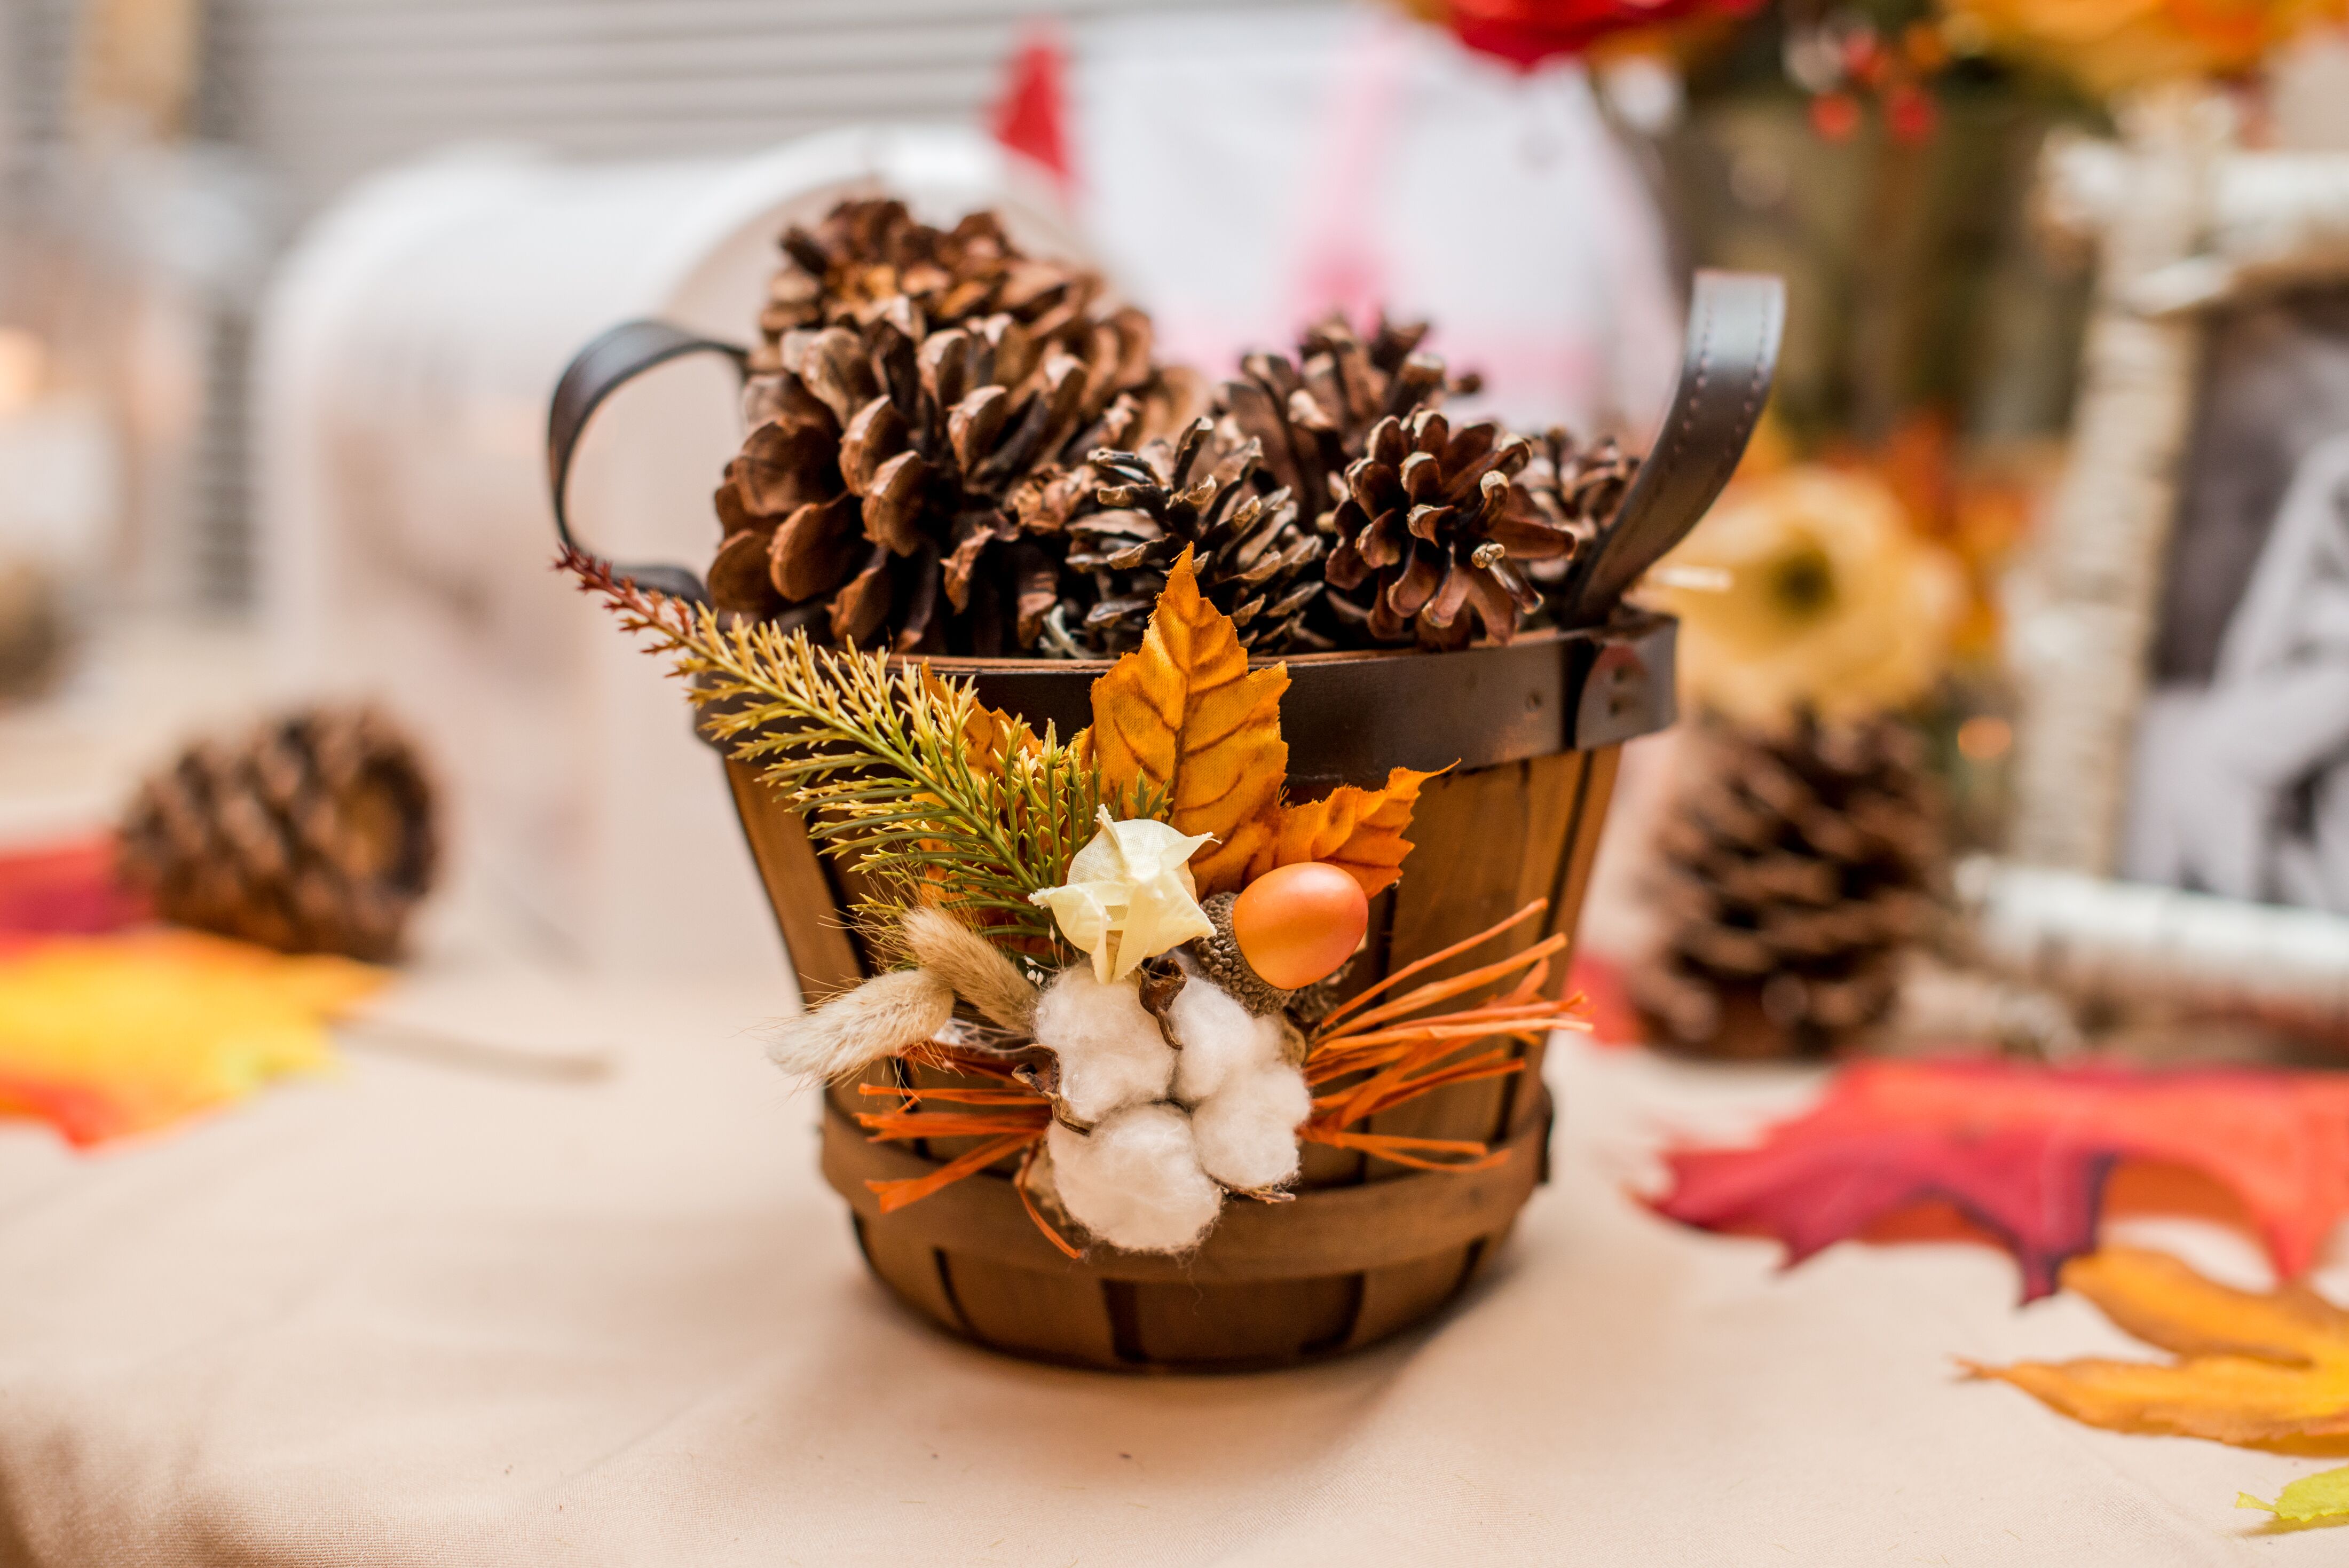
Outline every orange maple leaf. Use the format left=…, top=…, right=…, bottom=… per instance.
left=1085, top=549, right=1289, bottom=894
left=1972, top=1247, right=2349, bottom=1451
left=0, top=931, right=381, bottom=1145
left=1249, top=765, right=1444, bottom=899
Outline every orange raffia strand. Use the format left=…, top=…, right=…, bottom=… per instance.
left=855, top=1107, right=1052, bottom=1142
left=1300, top=1123, right=1511, bottom=1172
left=1323, top=1006, right=1558, bottom=1039
left=1316, top=899, right=1551, bottom=1031
left=1326, top=1050, right=1526, bottom=1124
left=1316, top=933, right=1571, bottom=1046
left=897, top=1038, right=1047, bottom=1084
left=867, top=1131, right=1042, bottom=1214
left=1315, top=1028, right=1550, bottom=1089
left=855, top=1083, right=1047, bottom=1107
left=1317, top=1014, right=1573, bottom=1054
left=1015, top=1140, right=1083, bottom=1260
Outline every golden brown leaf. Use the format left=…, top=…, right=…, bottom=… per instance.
left=1086, top=548, right=1288, bottom=894
left=0, top=931, right=381, bottom=1146
left=920, top=667, right=1036, bottom=777
left=1973, top=1247, right=2349, bottom=1449
left=1249, top=766, right=1442, bottom=899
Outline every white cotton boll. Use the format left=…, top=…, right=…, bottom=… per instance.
left=1047, top=1105, right=1223, bottom=1254
left=1169, top=977, right=1286, bottom=1105
left=1191, top=1061, right=1314, bottom=1192
left=1032, top=967, right=1175, bottom=1123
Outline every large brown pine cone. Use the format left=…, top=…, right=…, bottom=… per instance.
left=119, top=707, right=439, bottom=962
left=708, top=199, right=1203, bottom=653
left=1630, top=710, right=1945, bottom=1059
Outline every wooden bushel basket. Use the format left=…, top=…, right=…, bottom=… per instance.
left=547, top=271, right=1784, bottom=1372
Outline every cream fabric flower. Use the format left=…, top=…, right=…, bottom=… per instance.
left=1644, top=467, right=1962, bottom=728
left=1031, top=810, right=1216, bottom=981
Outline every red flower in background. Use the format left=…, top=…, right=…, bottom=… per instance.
left=990, top=26, right=1073, bottom=197
left=1432, top=0, right=1762, bottom=67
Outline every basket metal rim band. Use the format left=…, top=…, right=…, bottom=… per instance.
left=821, top=1092, right=1551, bottom=1284
left=700, top=617, right=1675, bottom=789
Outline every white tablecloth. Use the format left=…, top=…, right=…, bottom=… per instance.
left=2, top=960, right=2342, bottom=1566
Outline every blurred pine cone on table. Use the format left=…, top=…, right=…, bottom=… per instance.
left=119, top=707, right=439, bottom=962
left=1630, top=710, right=1945, bottom=1060
left=0, top=556, right=64, bottom=700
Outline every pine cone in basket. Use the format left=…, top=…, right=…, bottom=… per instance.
left=1050, top=419, right=1334, bottom=657
left=1630, top=710, right=1945, bottom=1059
left=710, top=199, right=1204, bottom=652
left=1509, top=428, right=1640, bottom=590
left=1323, top=410, right=1588, bottom=649
left=1038, top=310, right=1513, bottom=655
left=1218, top=312, right=1480, bottom=527
left=119, top=707, right=439, bottom=961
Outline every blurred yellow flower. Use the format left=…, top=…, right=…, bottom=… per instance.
left=1645, top=467, right=1964, bottom=727
left=1942, top=0, right=2349, bottom=97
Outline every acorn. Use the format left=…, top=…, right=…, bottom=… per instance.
left=1191, top=863, right=1370, bottom=1019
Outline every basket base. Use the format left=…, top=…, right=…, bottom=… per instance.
left=825, top=1096, right=1551, bottom=1374
left=850, top=1216, right=1513, bottom=1374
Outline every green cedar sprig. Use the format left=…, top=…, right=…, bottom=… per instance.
left=564, top=549, right=1156, bottom=948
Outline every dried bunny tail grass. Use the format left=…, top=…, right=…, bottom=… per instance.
left=898, top=904, right=1038, bottom=1033
left=768, top=968, right=955, bottom=1083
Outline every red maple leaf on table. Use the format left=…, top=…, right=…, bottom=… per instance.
left=1650, top=1059, right=2349, bottom=1301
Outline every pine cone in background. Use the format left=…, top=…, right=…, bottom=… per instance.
left=0, top=557, right=64, bottom=700
left=119, top=708, right=439, bottom=962
left=1630, top=710, right=1946, bottom=1059
left=709, top=198, right=1204, bottom=652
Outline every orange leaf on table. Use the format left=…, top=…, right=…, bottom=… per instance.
left=1249, top=765, right=1442, bottom=900
left=1085, top=548, right=1288, bottom=895
left=1973, top=1248, right=2349, bottom=1451
left=0, top=930, right=383, bottom=1146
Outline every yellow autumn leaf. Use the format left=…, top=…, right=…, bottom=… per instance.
left=0, top=930, right=383, bottom=1146
left=1249, top=766, right=1442, bottom=900
left=1085, top=547, right=1289, bottom=895
left=2240, top=1464, right=2349, bottom=1525
left=1943, top=0, right=2347, bottom=98
left=1971, top=1248, right=2349, bottom=1448
left=920, top=667, right=1036, bottom=776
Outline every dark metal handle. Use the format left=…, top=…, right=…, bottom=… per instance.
left=545, top=319, right=751, bottom=603
left=1556, top=270, right=1785, bottom=626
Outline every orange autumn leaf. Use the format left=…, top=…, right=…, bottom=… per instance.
left=1250, top=765, right=1443, bottom=899
left=1085, top=548, right=1289, bottom=894
left=0, top=930, right=382, bottom=1146
left=1972, top=1248, right=2349, bottom=1449
left=920, top=667, right=1036, bottom=776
